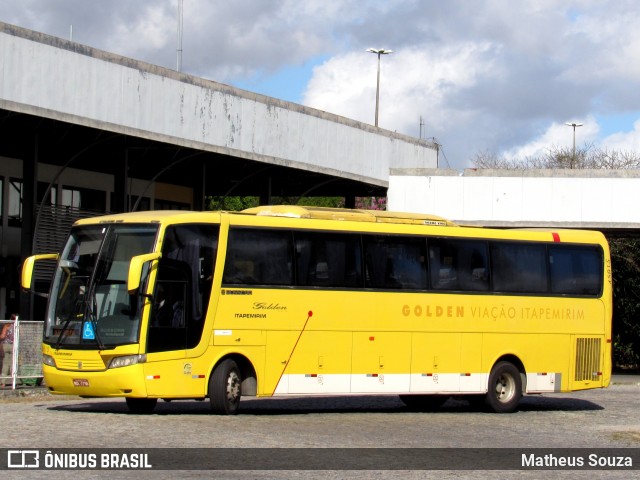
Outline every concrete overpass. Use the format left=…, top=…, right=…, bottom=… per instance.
left=0, top=21, right=438, bottom=206
left=388, top=168, right=640, bottom=234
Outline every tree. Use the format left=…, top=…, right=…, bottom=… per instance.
left=472, top=150, right=528, bottom=169
left=610, top=238, right=640, bottom=369
left=278, top=196, right=345, bottom=208
left=205, top=196, right=389, bottom=211
left=472, top=144, right=640, bottom=170
left=206, top=196, right=259, bottom=211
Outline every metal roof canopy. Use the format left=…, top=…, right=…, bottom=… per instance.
left=0, top=108, right=386, bottom=200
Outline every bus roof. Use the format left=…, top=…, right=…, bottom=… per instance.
left=70, top=207, right=607, bottom=246
left=72, top=207, right=456, bottom=227
left=72, top=210, right=220, bottom=225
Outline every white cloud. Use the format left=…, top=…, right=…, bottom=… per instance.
left=107, top=5, right=174, bottom=55
left=300, top=1, right=640, bottom=167
left=502, top=118, right=599, bottom=160
left=303, top=42, right=497, bottom=134
left=601, top=120, right=640, bottom=153
left=567, top=6, right=640, bottom=80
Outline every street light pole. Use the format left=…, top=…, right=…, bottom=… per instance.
left=367, top=48, right=392, bottom=126
left=565, top=122, right=583, bottom=167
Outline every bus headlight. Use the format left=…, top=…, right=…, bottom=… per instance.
left=108, top=354, right=147, bottom=369
left=42, top=354, right=56, bottom=368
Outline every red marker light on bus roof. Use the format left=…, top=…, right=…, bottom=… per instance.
left=552, top=232, right=561, bottom=242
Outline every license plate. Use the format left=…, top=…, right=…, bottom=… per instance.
left=73, top=379, right=90, bottom=387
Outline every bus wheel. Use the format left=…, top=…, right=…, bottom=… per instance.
left=486, top=361, right=522, bottom=413
left=399, top=394, right=448, bottom=410
left=125, top=397, right=158, bottom=414
left=209, top=359, right=242, bottom=415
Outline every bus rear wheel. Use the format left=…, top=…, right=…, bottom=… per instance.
left=486, top=361, right=522, bottom=413
left=209, top=359, right=242, bottom=415
left=125, top=397, right=157, bottom=414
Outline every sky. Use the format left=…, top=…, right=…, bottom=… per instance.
left=2, top=0, right=640, bottom=169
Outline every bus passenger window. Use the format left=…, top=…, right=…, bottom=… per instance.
left=549, top=245, right=602, bottom=296
left=295, top=232, right=362, bottom=288
left=223, top=229, right=293, bottom=286
left=491, top=242, right=547, bottom=293
left=226, top=260, right=257, bottom=284
left=363, top=235, right=427, bottom=290
left=458, top=243, right=489, bottom=291
left=428, top=238, right=489, bottom=292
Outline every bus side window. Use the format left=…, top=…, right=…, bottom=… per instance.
left=227, top=259, right=258, bottom=284
left=223, top=229, right=293, bottom=286
left=457, top=241, right=489, bottom=291
left=364, top=235, right=427, bottom=290
left=491, top=242, right=547, bottom=293
left=295, top=232, right=362, bottom=288
left=549, top=245, right=603, bottom=295
left=429, top=240, right=458, bottom=290
left=428, top=238, right=489, bottom=292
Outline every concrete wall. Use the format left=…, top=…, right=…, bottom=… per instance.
left=0, top=22, right=438, bottom=188
left=388, top=168, right=640, bottom=229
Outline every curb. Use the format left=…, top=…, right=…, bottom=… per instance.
left=0, top=387, right=51, bottom=400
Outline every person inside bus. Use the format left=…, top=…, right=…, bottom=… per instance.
left=153, top=285, right=173, bottom=327
left=171, top=300, right=185, bottom=328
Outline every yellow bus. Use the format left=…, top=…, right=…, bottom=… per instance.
left=21, top=205, right=612, bottom=414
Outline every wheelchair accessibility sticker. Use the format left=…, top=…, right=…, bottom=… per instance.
left=82, top=322, right=95, bottom=340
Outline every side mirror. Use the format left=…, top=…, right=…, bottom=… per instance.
left=21, top=254, right=59, bottom=291
left=127, top=252, right=162, bottom=293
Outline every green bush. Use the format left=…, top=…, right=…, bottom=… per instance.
left=609, top=237, right=640, bottom=370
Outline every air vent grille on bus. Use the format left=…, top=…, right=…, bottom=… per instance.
left=575, top=337, right=601, bottom=381
left=55, top=358, right=106, bottom=371
left=34, top=205, right=108, bottom=283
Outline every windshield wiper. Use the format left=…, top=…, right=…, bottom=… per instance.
left=53, top=286, right=107, bottom=350
left=83, top=283, right=106, bottom=350
left=54, top=315, right=74, bottom=350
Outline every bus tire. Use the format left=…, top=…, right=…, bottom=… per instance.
left=399, top=394, right=448, bottom=410
left=125, top=397, right=158, bottom=414
left=209, top=359, right=242, bottom=415
left=485, top=361, right=522, bottom=413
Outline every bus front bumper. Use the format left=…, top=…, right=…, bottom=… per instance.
left=43, top=364, right=148, bottom=398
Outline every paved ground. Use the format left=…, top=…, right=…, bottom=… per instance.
left=0, top=374, right=638, bottom=479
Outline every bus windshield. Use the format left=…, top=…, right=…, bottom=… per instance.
left=44, top=224, right=158, bottom=348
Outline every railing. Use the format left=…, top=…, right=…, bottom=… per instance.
left=0, top=318, right=44, bottom=390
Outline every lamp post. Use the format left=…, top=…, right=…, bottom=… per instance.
left=565, top=122, right=583, bottom=167
left=367, top=48, right=392, bottom=126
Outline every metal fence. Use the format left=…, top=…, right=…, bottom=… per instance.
left=0, top=318, right=44, bottom=390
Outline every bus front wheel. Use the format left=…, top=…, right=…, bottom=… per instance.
left=209, top=359, right=242, bottom=415
left=486, top=361, right=522, bottom=413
